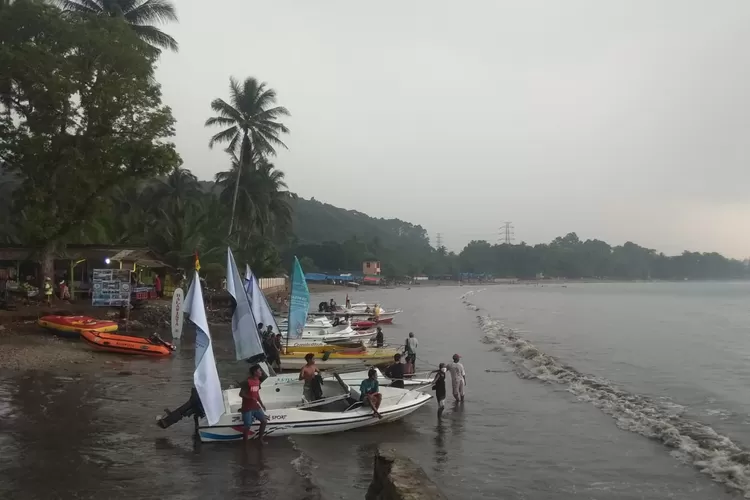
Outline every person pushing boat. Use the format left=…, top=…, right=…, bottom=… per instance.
left=239, top=364, right=268, bottom=445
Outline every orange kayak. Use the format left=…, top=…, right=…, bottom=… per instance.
left=80, top=330, right=175, bottom=357
left=39, top=315, right=118, bottom=338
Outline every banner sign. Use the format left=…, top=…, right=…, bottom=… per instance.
left=92, top=269, right=132, bottom=307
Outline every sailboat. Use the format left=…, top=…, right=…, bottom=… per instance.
left=156, top=249, right=431, bottom=442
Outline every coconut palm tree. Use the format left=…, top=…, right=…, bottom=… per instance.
left=205, top=77, right=290, bottom=235
left=214, top=152, right=293, bottom=242
left=58, top=0, right=178, bottom=53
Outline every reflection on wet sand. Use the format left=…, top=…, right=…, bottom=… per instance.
left=0, top=363, right=320, bottom=500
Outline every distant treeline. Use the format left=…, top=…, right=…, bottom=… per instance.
left=291, top=232, right=749, bottom=281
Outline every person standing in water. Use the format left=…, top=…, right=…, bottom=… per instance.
left=432, top=363, right=447, bottom=418
left=384, top=353, right=405, bottom=388
left=447, top=354, right=466, bottom=402
left=299, top=353, right=318, bottom=402
left=375, top=327, right=384, bottom=348
left=239, top=364, right=268, bottom=444
left=404, top=332, right=418, bottom=369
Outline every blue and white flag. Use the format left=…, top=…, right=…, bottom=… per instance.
left=226, top=248, right=265, bottom=360
left=286, top=256, right=310, bottom=340
left=184, top=271, right=223, bottom=426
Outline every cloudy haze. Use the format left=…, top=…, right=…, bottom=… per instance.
left=156, top=0, right=750, bottom=258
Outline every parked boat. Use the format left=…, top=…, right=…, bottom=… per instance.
left=80, top=330, right=174, bottom=356
left=197, top=380, right=429, bottom=441
left=279, top=347, right=399, bottom=371
left=38, top=315, right=118, bottom=338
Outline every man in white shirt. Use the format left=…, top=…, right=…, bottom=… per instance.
left=447, top=354, right=466, bottom=402
left=404, top=332, right=418, bottom=369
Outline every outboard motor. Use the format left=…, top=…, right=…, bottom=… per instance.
left=156, top=388, right=204, bottom=431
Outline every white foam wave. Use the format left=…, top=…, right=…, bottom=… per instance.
left=464, top=297, right=750, bottom=497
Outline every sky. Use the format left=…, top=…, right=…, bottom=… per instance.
left=155, top=0, right=750, bottom=259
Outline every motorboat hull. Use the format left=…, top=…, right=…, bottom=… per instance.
left=197, top=384, right=431, bottom=442
left=279, top=348, right=399, bottom=371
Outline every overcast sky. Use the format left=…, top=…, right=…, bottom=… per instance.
left=156, top=0, right=750, bottom=258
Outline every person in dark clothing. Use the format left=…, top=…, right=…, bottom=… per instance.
left=265, top=333, right=280, bottom=372
left=375, top=327, right=384, bottom=348
left=432, top=362, right=447, bottom=418
left=384, top=353, right=405, bottom=388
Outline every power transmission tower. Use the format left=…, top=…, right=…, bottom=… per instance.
left=498, top=222, right=515, bottom=245
left=436, top=233, right=444, bottom=249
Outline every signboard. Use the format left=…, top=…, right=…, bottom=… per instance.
left=92, top=269, right=132, bottom=307
left=171, top=288, right=184, bottom=339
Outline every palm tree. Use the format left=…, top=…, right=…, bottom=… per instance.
left=214, top=153, right=293, bottom=242
left=58, top=0, right=178, bottom=53
left=205, top=77, right=290, bottom=235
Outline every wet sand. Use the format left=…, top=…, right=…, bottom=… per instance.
left=0, top=322, right=322, bottom=500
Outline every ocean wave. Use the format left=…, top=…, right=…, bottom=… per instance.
left=463, top=296, right=750, bottom=498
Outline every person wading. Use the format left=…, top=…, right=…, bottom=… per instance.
left=384, top=353, right=405, bottom=388
left=299, top=353, right=318, bottom=402
left=239, top=365, right=268, bottom=444
left=432, top=362, right=447, bottom=418
left=447, top=354, right=466, bottom=402
left=404, top=332, right=418, bottom=369
left=375, top=327, right=384, bottom=348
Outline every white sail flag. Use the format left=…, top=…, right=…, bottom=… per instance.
left=184, top=271, right=223, bottom=426
left=226, top=248, right=265, bottom=361
left=245, top=264, right=253, bottom=300
left=245, top=266, right=280, bottom=336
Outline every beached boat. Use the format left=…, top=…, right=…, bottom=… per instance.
left=80, top=330, right=174, bottom=356
left=196, top=380, right=430, bottom=441
left=38, top=315, right=118, bottom=338
left=278, top=347, right=399, bottom=371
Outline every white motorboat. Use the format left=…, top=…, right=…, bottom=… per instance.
left=198, top=377, right=431, bottom=441
left=279, top=325, right=376, bottom=343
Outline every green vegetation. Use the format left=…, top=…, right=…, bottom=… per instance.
left=0, top=1, right=746, bottom=284
left=455, top=233, right=748, bottom=280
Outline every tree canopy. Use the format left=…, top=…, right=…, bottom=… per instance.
left=58, top=0, right=179, bottom=52
left=0, top=1, right=745, bottom=285
left=0, top=0, right=179, bottom=279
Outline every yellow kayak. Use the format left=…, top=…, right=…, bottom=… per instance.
left=279, top=347, right=400, bottom=371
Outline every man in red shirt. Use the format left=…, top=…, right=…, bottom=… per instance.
left=240, top=365, right=268, bottom=444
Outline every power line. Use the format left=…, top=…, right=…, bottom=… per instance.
left=436, top=233, right=444, bottom=249
left=498, top=222, right=515, bottom=245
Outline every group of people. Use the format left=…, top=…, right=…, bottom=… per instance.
left=258, top=323, right=282, bottom=372
left=235, top=327, right=468, bottom=444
